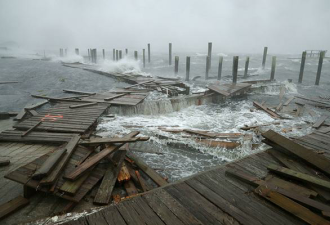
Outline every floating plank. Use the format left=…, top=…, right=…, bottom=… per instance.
left=0, top=160, right=10, bottom=167
left=24, top=100, right=49, bottom=110
left=267, top=164, right=330, bottom=191
left=262, top=130, right=330, bottom=176
left=32, top=147, right=67, bottom=180
left=195, top=139, right=240, bottom=149
left=240, top=122, right=280, bottom=131
left=14, top=109, right=27, bottom=121
left=0, top=196, right=29, bottom=220
left=313, top=115, right=329, bottom=129
left=126, top=152, right=168, bottom=186
left=65, top=132, right=139, bottom=181
left=0, top=81, right=20, bottom=84
left=69, top=102, right=97, bottom=109
left=253, top=102, right=280, bottom=118
left=63, top=89, right=96, bottom=95
left=21, top=121, right=42, bottom=137
left=27, top=109, right=38, bottom=116
left=80, top=136, right=149, bottom=145
left=40, top=135, right=80, bottom=185
left=283, top=97, right=294, bottom=106
left=104, top=93, right=127, bottom=101
left=184, top=129, right=216, bottom=138
left=94, top=150, right=127, bottom=205
left=124, top=80, right=154, bottom=89
left=208, top=85, right=230, bottom=96
left=255, top=186, right=330, bottom=225
left=31, top=94, right=92, bottom=103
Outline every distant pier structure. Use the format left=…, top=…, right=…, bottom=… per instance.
left=305, top=50, right=327, bottom=57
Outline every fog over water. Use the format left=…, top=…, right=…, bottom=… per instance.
left=0, top=0, right=330, bottom=53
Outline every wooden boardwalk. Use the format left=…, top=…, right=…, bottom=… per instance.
left=60, top=130, right=330, bottom=225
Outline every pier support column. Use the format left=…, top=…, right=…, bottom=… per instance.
left=143, top=49, right=146, bottom=68
left=262, top=46, right=268, bottom=69
left=113, top=49, right=115, bottom=61
left=147, top=43, right=151, bottom=63
left=169, top=43, right=172, bottom=66
left=205, top=56, right=210, bottom=80
left=217, top=56, right=223, bottom=80
left=88, top=49, right=91, bottom=61
left=232, top=56, right=239, bottom=84
left=186, top=56, right=190, bottom=81
left=270, top=56, right=276, bottom=81
left=315, top=51, right=325, bottom=85
left=125, top=49, right=128, bottom=55
left=102, top=49, right=105, bottom=60
left=298, top=51, right=306, bottom=83
left=207, top=42, right=212, bottom=68
left=134, top=51, right=138, bottom=61
left=116, top=50, right=119, bottom=61
left=174, top=56, right=179, bottom=75
left=244, top=57, right=250, bottom=78
left=119, top=50, right=122, bottom=60
left=75, top=48, right=79, bottom=55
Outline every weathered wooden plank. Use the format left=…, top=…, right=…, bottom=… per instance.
left=267, top=164, right=330, bottom=190
left=59, top=169, right=93, bottom=195
left=40, top=135, right=80, bottom=185
left=313, top=115, right=329, bottom=128
left=135, top=170, right=151, bottom=192
left=80, top=136, right=149, bottom=145
left=253, top=102, right=280, bottom=118
left=93, top=150, right=127, bottom=205
left=262, top=130, right=330, bottom=176
left=283, top=97, right=294, bottom=106
left=0, top=160, right=10, bottom=167
left=27, top=109, right=38, bottom=116
left=117, top=162, right=130, bottom=183
left=116, top=200, right=145, bottom=225
left=63, top=89, right=96, bottom=95
left=208, top=85, right=230, bottom=96
left=104, top=93, right=127, bottom=101
left=69, top=102, right=97, bottom=109
left=32, top=147, right=67, bottom=179
left=0, top=196, right=29, bottom=220
left=100, top=207, right=127, bottom=225
left=255, top=185, right=330, bottom=225
left=124, top=180, right=138, bottom=196
left=126, top=152, right=168, bottom=187
left=14, top=109, right=27, bottom=121
left=124, top=80, right=154, bottom=89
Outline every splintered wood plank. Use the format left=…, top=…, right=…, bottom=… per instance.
left=69, top=102, right=97, bottom=109
left=124, top=80, right=154, bottom=89
left=253, top=102, right=281, bottom=118
left=142, top=193, right=185, bottom=225
left=126, top=152, right=168, bottom=187
left=80, top=136, right=148, bottom=145
left=59, top=170, right=92, bottom=195
left=135, top=170, right=151, bottom=192
left=165, top=183, right=236, bottom=225
left=65, top=132, right=139, bottom=181
left=208, top=85, right=230, bottom=96
left=184, top=129, right=216, bottom=138
left=267, top=164, right=330, bottom=191
left=0, top=196, right=29, bottom=219
left=124, top=180, right=138, bottom=196
left=63, top=89, right=96, bottom=95
left=104, top=93, right=127, bottom=101
left=94, top=150, right=127, bottom=205
left=40, top=135, right=80, bottom=185
left=313, top=115, right=329, bottom=128
left=185, top=178, right=261, bottom=225
left=262, top=130, right=330, bottom=176
left=117, top=162, right=130, bottom=183
left=255, top=185, right=330, bottom=225
left=32, top=146, right=66, bottom=179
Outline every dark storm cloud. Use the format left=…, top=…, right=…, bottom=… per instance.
left=0, top=0, right=329, bottom=53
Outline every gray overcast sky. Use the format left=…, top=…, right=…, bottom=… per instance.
left=0, top=0, right=329, bottom=53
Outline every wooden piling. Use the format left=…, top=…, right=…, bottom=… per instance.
left=298, top=51, right=306, bottom=83
left=232, top=56, right=239, bottom=84
left=169, top=43, right=172, bottom=66
left=125, top=49, right=128, bottom=55
left=143, top=49, right=146, bottom=68
left=102, top=49, right=105, bottom=60
left=134, top=51, right=138, bottom=61
left=174, top=56, right=179, bottom=75
left=116, top=50, right=119, bottom=61
left=75, top=48, right=79, bottom=55
left=60, top=49, right=63, bottom=57
left=88, top=49, right=90, bottom=61
left=147, top=43, right=150, bottom=63
left=205, top=56, right=210, bottom=80
left=262, top=47, right=268, bottom=69
left=119, top=50, right=122, bottom=60
left=270, top=56, right=276, bottom=80
left=207, top=42, right=212, bottom=68
left=217, top=56, right=223, bottom=80
left=113, top=49, right=115, bottom=61
left=186, top=56, right=190, bottom=81
left=315, top=51, right=325, bottom=85
left=244, top=57, right=250, bottom=78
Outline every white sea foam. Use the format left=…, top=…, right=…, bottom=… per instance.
left=51, top=54, right=84, bottom=63
left=99, top=57, right=150, bottom=76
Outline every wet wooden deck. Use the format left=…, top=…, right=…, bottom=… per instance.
left=61, top=130, right=330, bottom=225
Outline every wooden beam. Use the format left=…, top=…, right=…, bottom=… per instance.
left=65, top=132, right=139, bottom=181
left=124, top=180, right=138, bottom=196
left=267, top=164, right=330, bottom=191
left=21, top=121, right=42, bottom=137
left=60, top=170, right=92, bottom=195
left=0, top=196, right=29, bottom=220
left=262, top=130, right=330, bottom=176
left=69, top=102, right=97, bottom=109
left=40, top=135, right=80, bottom=185
left=63, top=89, right=96, bottom=95
left=104, top=93, right=127, bottom=101
left=255, top=186, right=330, bottom=225
left=283, top=97, right=294, bottom=106
left=126, top=152, right=168, bottom=187
left=117, top=162, right=130, bottom=183
left=253, top=101, right=280, bottom=118
left=24, top=100, right=49, bottom=110
left=313, top=115, right=329, bottom=129
left=32, top=147, right=67, bottom=180
left=94, top=150, right=127, bottom=205
left=80, top=136, right=149, bottom=145
left=124, top=80, right=154, bottom=89
left=135, top=170, right=151, bottom=192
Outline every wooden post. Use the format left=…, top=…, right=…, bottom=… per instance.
left=60, top=48, right=63, bottom=57
left=102, top=49, right=105, bottom=60
left=174, top=56, right=179, bottom=75
left=207, top=42, right=212, bottom=68
left=65, top=49, right=67, bottom=56
left=147, top=43, right=150, bottom=63
left=270, top=56, right=276, bottom=80
left=75, top=48, right=79, bottom=55
left=134, top=51, right=138, bottom=61
left=315, top=51, right=325, bottom=85
left=91, top=49, right=94, bottom=63
left=116, top=50, right=119, bottom=61
left=298, top=51, right=306, bottom=83
left=205, top=56, right=209, bottom=80
left=217, top=56, right=223, bottom=80
left=143, top=49, right=146, bottom=68
left=113, top=49, right=115, bottom=61
left=186, top=56, right=190, bottom=81
left=125, top=49, right=128, bottom=55
left=262, top=47, right=268, bottom=69
left=119, top=50, right=122, bottom=60
left=232, top=56, right=239, bottom=84
left=169, top=43, right=172, bottom=65
left=94, top=49, right=98, bottom=63
left=88, top=49, right=90, bottom=61
left=244, top=57, right=250, bottom=78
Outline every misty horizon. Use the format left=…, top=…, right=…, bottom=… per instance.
left=0, top=0, right=329, bottom=54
